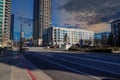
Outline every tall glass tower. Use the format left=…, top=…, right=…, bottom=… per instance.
left=33, top=0, right=52, bottom=46
left=0, top=0, right=11, bottom=46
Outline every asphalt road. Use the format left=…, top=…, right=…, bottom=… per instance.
left=24, top=48, right=120, bottom=80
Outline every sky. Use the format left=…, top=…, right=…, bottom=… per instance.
left=54, top=0, right=120, bottom=32
left=12, top=0, right=120, bottom=39
left=12, top=0, right=33, bottom=39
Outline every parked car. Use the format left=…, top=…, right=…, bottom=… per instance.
left=23, top=47, right=29, bottom=51
left=46, top=46, right=50, bottom=49
left=50, top=46, right=59, bottom=48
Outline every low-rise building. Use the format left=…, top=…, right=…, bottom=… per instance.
left=48, top=27, right=94, bottom=47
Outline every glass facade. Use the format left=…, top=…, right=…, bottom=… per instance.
left=111, top=20, right=120, bottom=47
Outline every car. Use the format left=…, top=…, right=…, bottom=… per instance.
left=23, top=47, right=29, bottom=51
left=46, top=46, right=50, bottom=49
left=50, top=46, right=59, bottom=48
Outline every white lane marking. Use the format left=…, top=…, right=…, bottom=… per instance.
left=45, top=54, right=120, bottom=78
left=84, top=54, right=117, bottom=59
left=31, top=53, right=101, bottom=80
left=56, top=53, right=120, bottom=66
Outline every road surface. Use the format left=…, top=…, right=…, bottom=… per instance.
left=24, top=47, right=120, bottom=80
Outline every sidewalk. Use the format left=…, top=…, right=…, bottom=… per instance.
left=0, top=60, right=11, bottom=80
left=0, top=51, right=53, bottom=80
left=0, top=51, right=14, bottom=80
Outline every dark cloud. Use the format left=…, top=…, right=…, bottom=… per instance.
left=61, top=0, right=120, bottom=24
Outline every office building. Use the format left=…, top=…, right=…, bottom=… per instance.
left=10, top=14, right=14, bottom=41
left=95, top=32, right=110, bottom=46
left=33, top=0, right=52, bottom=46
left=0, top=0, right=11, bottom=46
left=48, top=27, right=94, bottom=47
left=111, top=19, right=120, bottom=47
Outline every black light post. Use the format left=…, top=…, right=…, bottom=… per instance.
left=19, top=24, right=23, bottom=52
left=1, top=34, right=6, bottom=58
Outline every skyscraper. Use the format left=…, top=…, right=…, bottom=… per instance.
left=10, top=14, right=14, bottom=41
left=0, top=0, right=11, bottom=46
left=33, top=0, right=52, bottom=46
left=111, top=19, right=120, bottom=47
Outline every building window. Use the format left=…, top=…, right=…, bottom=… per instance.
left=116, top=27, right=118, bottom=32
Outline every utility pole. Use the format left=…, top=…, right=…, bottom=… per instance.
left=19, top=24, right=23, bottom=52
left=17, top=16, right=32, bottom=50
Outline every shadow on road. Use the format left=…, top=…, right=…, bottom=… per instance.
left=0, top=50, right=120, bottom=80
left=25, top=51, right=120, bottom=80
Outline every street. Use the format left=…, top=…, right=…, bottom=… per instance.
left=23, top=47, right=120, bottom=80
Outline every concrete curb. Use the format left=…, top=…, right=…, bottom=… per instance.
left=10, top=66, right=30, bottom=80
left=21, top=55, right=53, bottom=80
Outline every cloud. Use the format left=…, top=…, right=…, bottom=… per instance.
left=53, top=0, right=120, bottom=32
left=61, top=0, right=120, bottom=25
left=86, top=23, right=111, bottom=33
